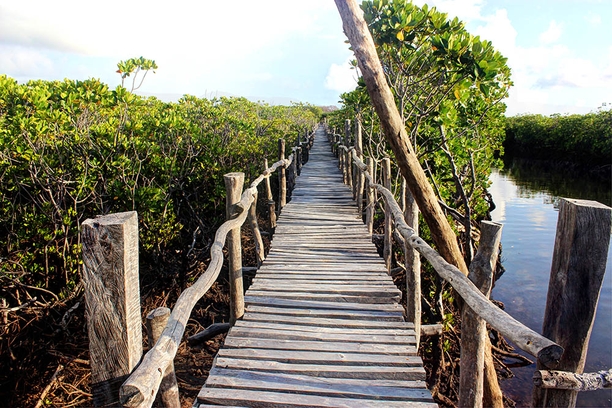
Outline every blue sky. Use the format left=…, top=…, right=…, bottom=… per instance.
left=1, top=0, right=610, bottom=115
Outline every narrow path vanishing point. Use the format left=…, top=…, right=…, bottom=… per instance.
left=195, top=126, right=436, bottom=407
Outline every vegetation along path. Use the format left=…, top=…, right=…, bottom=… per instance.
left=195, top=127, right=435, bottom=407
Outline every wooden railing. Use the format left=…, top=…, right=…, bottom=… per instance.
left=328, top=118, right=612, bottom=407
left=81, top=130, right=315, bottom=407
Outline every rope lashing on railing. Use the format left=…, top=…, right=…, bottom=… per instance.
left=120, top=153, right=295, bottom=408
left=339, top=145, right=564, bottom=368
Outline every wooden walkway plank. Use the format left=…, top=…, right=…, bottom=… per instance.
left=196, top=126, right=434, bottom=407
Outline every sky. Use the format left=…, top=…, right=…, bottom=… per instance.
left=1, top=0, right=610, bottom=116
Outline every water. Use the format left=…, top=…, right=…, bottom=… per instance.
left=488, top=160, right=611, bottom=407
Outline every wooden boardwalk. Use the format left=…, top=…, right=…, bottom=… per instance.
left=195, top=127, right=436, bottom=407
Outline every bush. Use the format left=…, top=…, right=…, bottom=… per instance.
left=0, top=74, right=321, bottom=303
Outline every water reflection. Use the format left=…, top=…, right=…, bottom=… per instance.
left=489, top=159, right=611, bottom=407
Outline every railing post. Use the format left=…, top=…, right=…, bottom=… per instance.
left=533, top=198, right=611, bottom=408
left=224, top=173, right=245, bottom=325
left=382, top=158, right=392, bottom=271
left=145, top=308, right=180, bottom=408
left=264, top=159, right=276, bottom=231
left=366, top=157, right=375, bottom=235
left=459, top=221, right=503, bottom=408
left=339, top=145, right=346, bottom=183
left=297, top=146, right=302, bottom=176
left=278, top=139, right=286, bottom=211
left=81, top=211, right=142, bottom=407
left=354, top=119, right=364, bottom=212
left=247, top=190, right=265, bottom=267
left=344, top=120, right=351, bottom=184
left=402, top=179, right=421, bottom=346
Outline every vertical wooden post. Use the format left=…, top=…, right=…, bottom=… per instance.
left=344, top=120, right=351, bottom=185
left=344, top=119, right=351, bottom=149
left=278, top=139, right=286, bottom=211
left=264, top=159, right=276, bottom=231
left=403, top=179, right=421, bottom=347
left=81, top=211, right=142, bottom=407
left=366, top=157, right=375, bottom=235
left=297, top=146, right=302, bottom=176
left=355, top=119, right=364, bottom=215
left=146, top=308, right=180, bottom=408
left=382, top=158, right=392, bottom=271
left=338, top=138, right=345, bottom=176
left=459, top=221, right=503, bottom=408
left=346, top=149, right=353, bottom=189
left=247, top=190, right=265, bottom=267
left=333, top=135, right=338, bottom=157
left=224, top=173, right=245, bottom=325
left=533, top=198, right=611, bottom=408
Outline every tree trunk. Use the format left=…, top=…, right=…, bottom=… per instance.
left=333, top=0, right=468, bottom=275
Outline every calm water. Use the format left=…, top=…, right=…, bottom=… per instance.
left=489, top=160, right=611, bottom=407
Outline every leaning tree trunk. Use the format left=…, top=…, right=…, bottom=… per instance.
left=333, top=0, right=468, bottom=275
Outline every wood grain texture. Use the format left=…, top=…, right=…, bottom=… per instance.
left=534, top=198, right=612, bottom=407
left=225, top=172, right=245, bottom=324
left=197, top=126, right=433, bottom=406
left=81, top=211, right=141, bottom=407
left=145, top=308, right=180, bottom=408
left=459, top=221, right=503, bottom=408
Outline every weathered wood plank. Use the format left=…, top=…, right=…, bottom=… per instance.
left=243, top=305, right=403, bottom=321
left=242, top=313, right=411, bottom=329
left=245, top=290, right=399, bottom=303
left=247, top=284, right=401, bottom=296
left=205, top=369, right=432, bottom=400
left=198, top=388, right=437, bottom=407
left=222, top=338, right=416, bottom=355
left=233, top=321, right=413, bottom=336
left=243, top=296, right=404, bottom=312
left=216, top=348, right=422, bottom=366
left=227, top=327, right=417, bottom=344
left=208, top=367, right=426, bottom=390
left=252, top=278, right=395, bottom=285
left=213, top=357, right=426, bottom=380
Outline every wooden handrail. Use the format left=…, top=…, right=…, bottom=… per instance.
left=119, top=153, right=297, bottom=407
left=338, top=144, right=564, bottom=368
left=534, top=368, right=612, bottom=391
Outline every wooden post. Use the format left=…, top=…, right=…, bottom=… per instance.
left=297, top=146, right=302, bottom=176
left=278, top=139, right=286, bottom=211
left=145, top=308, right=180, bottom=408
left=344, top=119, right=351, bottom=149
left=81, top=211, right=142, bottom=407
left=533, top=198, right=612, bottom=407
left=382, top=158, right=392, bottom=271
left=346, top=148, right=353, bottom=189
left=344, top=119, right=351, bottom=185
left=366, top=157, right=375, bottom=234
left=403, top=179, right=421, bottom=347
left=355, top=119, right=364, bottom=215
left=247, top=190, right=265, bottom=267
left=459, top=221, right=503, bottom=408
left=264, top=159, right=276, bottom=231
left=224, top=173, right=245, bottom=325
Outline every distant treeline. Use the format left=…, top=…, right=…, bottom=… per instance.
left=504, top=110, right=612, bottom=167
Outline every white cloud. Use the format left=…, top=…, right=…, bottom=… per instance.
left=0, top=45, right=55, bottom=78
left=585, top=12, right=602, bottom=25
left=324, top=58, right=358, bottom=94
left=414, top=0, right=485, bottom=23
left=473, top=9, right=517, bottom=58
left=539, top=20, right=563, bottom=45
